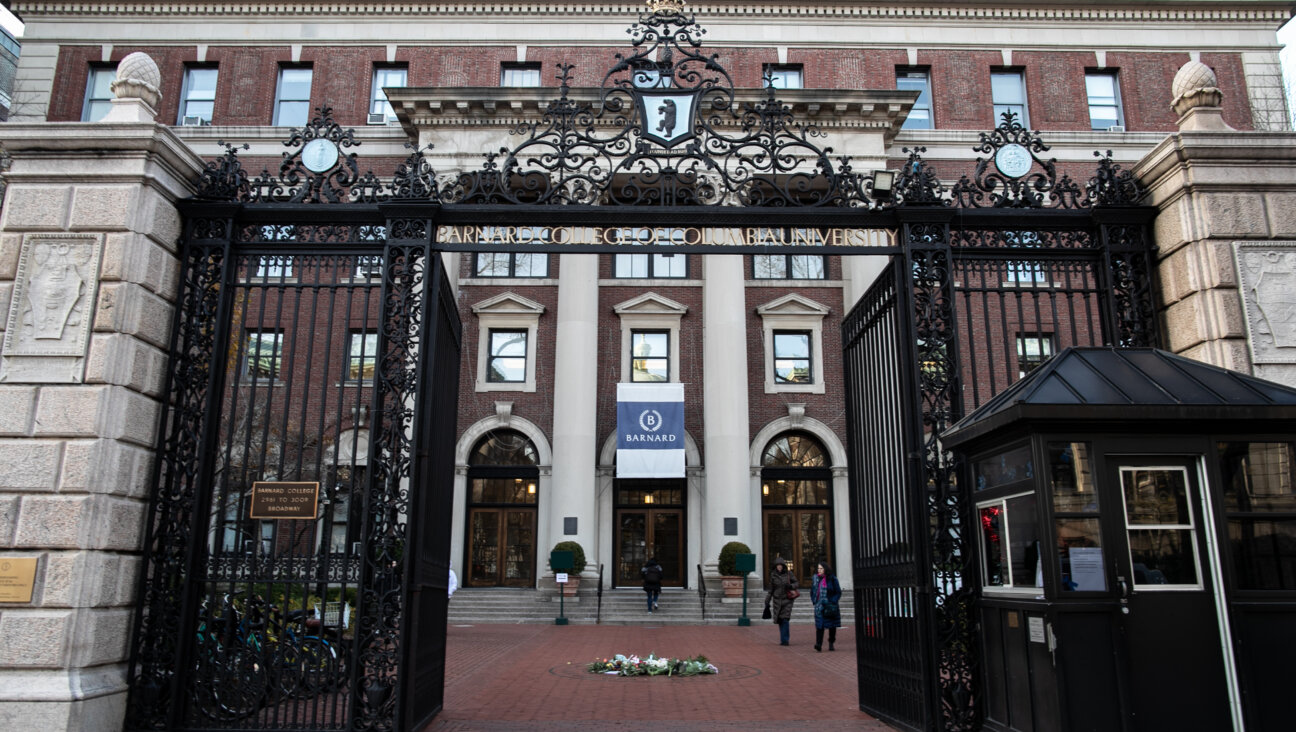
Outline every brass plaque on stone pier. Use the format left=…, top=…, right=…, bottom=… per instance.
left=249, top=481, right=320, bottom=520
left=0, top=558, right=38, bottom=603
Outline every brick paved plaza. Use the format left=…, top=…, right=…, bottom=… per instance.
left=429, top=622, right=889, bottom=730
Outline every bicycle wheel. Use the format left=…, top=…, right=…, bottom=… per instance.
left=297, top=637, right=338, bottom=698
left=203, top=647, right=267, bottom=721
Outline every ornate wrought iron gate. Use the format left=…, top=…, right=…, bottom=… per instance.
left=125, top=194, right=460, bottom=730
left=124, top=4, right=1158, bottom=731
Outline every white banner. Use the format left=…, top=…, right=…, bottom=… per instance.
left=616, top=383, right=685, bottom=478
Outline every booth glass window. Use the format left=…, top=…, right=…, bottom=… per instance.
left=1218, top=441, right=1296, bottom=590
left=974, top=443, right=1034, bottom=492
left=1119, top=467, right=1201, bottom=587
left=978, top=492, right=1044, bottom=591
left=1049, top=442, right=1106, bottom=592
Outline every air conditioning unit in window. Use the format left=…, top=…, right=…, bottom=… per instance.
left=367, top=112, right=389, bottom=125
left=1107, top=125, right=1126, bottom=132
left=180, top=116, right=209, bottom=126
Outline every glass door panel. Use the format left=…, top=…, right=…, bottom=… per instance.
left=652, top=511, right=683, bottom=585
left=764, top=511, right=796, bottom=582
left=617, top=511, right=647, bottom=585
left=503, top=509, right=536, bottom=586
left=469, top=509, right=500, bottom=585
left=799, top=511, right=831, bottom=584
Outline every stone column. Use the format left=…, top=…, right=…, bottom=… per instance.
left=701, top=251, right=751, bottom=578
left=0, top=53, right=204, bottom=730
left=547, top=253, right=599, bottom=584
left=1134, top=60, right=1296, bottom=386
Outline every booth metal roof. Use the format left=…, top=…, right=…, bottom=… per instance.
left=943, top=347, right=1296, bottom=447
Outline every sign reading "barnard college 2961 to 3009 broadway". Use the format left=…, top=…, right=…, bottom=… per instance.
left=437, top=226, right=896, bottom=247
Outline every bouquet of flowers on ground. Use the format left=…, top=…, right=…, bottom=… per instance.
left=586, top=653, right=718, bottom=677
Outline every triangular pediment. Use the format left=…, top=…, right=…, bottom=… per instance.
left=613, top=292, right=688, bottom=316
left=471, top=292, right=546, bottom=316
left=755, top=293, right=831, bottom=318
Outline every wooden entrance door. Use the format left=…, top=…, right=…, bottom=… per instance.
left=763, top=509, right=832, bottom=586
left=615, top=509, right=683, bottom=587
left=467, top=508, right=536, bottom=587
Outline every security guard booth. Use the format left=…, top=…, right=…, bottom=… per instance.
left=942, top=347, right=1296, bottom=732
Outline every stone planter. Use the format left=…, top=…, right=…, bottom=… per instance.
left=721, top=576, right=746, bottom=598
left=561, top=574, right=581, bottom=597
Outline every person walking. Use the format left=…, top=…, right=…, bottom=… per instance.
left=764, top=557, right=798, bottom=646
left=641, top=557, right=664, bottom=613
left=810, top=561, right=842, bottom=651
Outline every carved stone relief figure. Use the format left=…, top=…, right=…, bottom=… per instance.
left=25, top=241, right=90, bottom=341
left=1235, top=242, right=1296, bottom=363
left=0, top=233, right=103, bottom=383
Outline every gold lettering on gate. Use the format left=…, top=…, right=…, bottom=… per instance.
left=436, top=226, right=894, bottom=248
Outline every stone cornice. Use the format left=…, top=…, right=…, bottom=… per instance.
left=12, top=1, right=1292, bottom=24
left=388, top=87, right=915, bottom=140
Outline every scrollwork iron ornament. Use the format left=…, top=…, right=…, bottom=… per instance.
left=951, top=111, right=1085, bottom=209
left=893, top=147, right=948, bottom=207
left=246, top=106, right=364, bottom=203
left=194, top=141, right=250, bottom=201
left=1087, top=150, right=1146, bottom=206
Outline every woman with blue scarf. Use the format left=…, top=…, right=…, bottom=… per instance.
left=811, top=561, right=842, bottom=651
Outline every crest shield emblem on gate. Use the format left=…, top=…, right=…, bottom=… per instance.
left=635, top=90, right=698, bottom=148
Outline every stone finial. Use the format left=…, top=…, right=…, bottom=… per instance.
left=1171, top=60, right=1232, bottom=131
left=111, top=52, right=162, bottom=109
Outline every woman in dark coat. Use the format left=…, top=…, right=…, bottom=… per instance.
left=810, top=561, right=842, bottom=651
left=764, top=557, right=798, bottom=646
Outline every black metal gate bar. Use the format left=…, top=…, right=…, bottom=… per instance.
left=843, top=257, right=930, bottom=731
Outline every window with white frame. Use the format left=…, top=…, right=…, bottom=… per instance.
left=472, top=293, right=545, bottom=392
left=473, top=227, right=550, bottom=278
left=753, top=253, right=826, bottom=280
left=756, top=293, right=829, bottom=394
left=763, top=64, right=804, bottom=89
left=486, top=330, right=528, bottom=383
left=345, top=330, right=377, bottom=383
left=630, top=330, right=670, bottom=382
left=501, top=63, right=541, bottom=87
left=612, top=228, right=688, bottom=278
left=243, top=330, right=284, bottom=381
left=614, top=292, right=687, bottom=384
left=178, top=66, right=218, bottom=125
left=370, top=66, right=408, bottom=121
left=1016, top=332, right=1054, bottom=378
left=82, top=66, right=116, bottom=122
left=977, top=491, right=1044, bottom=591
left=773, top=331, right=813, bottom=384
left=274, top=66, right=313, bottom=126
left=1085, top=71, right=1123, bottom=131
left=991, top=70, right=1028, bottom=127
left=897, top=69, right=932, bottom=130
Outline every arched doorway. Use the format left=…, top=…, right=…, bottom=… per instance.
left=465, top=429, right=540, bottom=587
left=613, top=479, right=686, bottom=587
left=760, top=431, right=833, bottom=584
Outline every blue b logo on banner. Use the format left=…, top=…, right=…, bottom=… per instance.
left=617, top=383, right=685, bottom=477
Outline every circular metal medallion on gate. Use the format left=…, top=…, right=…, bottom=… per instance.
left=302, top=137, right=340, bottom=173
left=994, top=143, right=1033, bottom=179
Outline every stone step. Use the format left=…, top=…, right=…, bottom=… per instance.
left=447, top=588, right=854, bottom=626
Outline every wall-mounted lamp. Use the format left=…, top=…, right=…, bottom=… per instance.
left=872, top=169, right=896, bottom=199
left=762, top=483, right=770, bottom=496
left=527, top=482, right=537, bottom=494
left=644, top=494, right=654, bottom=504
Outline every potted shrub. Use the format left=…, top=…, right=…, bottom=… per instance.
left=717, top=541, right=752, bottom=598
left=551, top=540, right=587, bottom=597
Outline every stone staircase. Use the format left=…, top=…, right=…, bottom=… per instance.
left=447, top=586, right=854, bottom=626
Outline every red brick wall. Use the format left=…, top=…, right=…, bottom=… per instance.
left=1015, top=51, right=1093, bottom=131
left=922, top=50, right=1004, bottom=130
left=300, top=46, right=388, bottom=126
left=790, top=48, right=909, bottom=91
left=1104, top=51, right=1190, bottom=133
left=526, top=47, right=629, bottom=87
left=1201, top=52, right=1255, bottom=130
left=47, top=46, right=101, bottom=121
left=206, top=46, right=292, bottom=126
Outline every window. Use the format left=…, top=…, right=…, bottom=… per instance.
left=978, top=492, right=1044, bottom=590
left=897, top=69, right=932, bottom=130
left=630, top=330, right=669, bottom=382
left=763, top=64, right=803, bottom=89
left=274, top=66, right=313, bottom=126
left=761, top=432, right=833, bottom=588
left=354, top=255, right=383, bottom=279
left=773, top=331, right=812, bottom=384
left=370, top=66, right=408, bottom=121
left=254, top=255, right=293, bottom=279
left=757, top=294, right=829, bottom=394
left=474, top=252, right=548, bottom=278
left=501, top=63, right=541, bottom=87
left=991, top=70, right=1028, bottom=127
left=346, top=331, right=377, bottom=383
left=473, top=293, right=544, bottom=392
left=82, top=66, right=115, bottom=122
left=1218, top=442, right=1296, bottom=590
left=1120, top=466, right=1202, bottom=586
left=243, top=330, right=284, bottom=381
left=1049, top=442, right=1106, bottom=592
left=1016, top=332, right=1054, bottom=378
left=612, top=228, right=688, bottom=278
left=178, top=66, right=217, bottom=125
left=753, top=253, right=825, bottom=280
left=487, top=329, right=528, bottom=383
left=1086, top=71, right=1123, bottom=130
